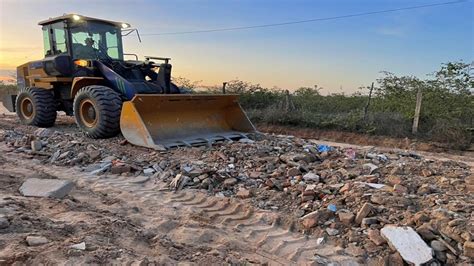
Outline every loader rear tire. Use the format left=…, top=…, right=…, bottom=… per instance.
left=15, top=87, right=57, bottom=127
left=73, top=86, right=122, bottom=138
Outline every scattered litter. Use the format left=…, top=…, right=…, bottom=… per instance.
left=317, top=144, right=333, bottom=153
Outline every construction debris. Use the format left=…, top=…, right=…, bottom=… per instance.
left=0, top=125, right=472, bottom=265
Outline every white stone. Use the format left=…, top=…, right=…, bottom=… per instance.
left=70, top=242, right=86, bottom=250
left=26, top=236, right=49, bottom=246
left=381, top=225, right=432, bottom=265
left=303, top=173, right=320, bottom=183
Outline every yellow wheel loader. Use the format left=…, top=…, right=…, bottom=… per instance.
left=2, top=14, right=256, bottom=149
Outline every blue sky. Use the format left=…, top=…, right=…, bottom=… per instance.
left=0, top=0, right=472, bottom=93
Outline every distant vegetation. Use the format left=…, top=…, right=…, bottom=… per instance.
left=177, top=61, right=473, bottom=149
left=1, top=62, right=472, bottom=149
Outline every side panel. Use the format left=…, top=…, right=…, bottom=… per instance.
left=70, top=77, right=104, bottom=98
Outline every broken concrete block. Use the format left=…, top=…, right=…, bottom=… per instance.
left=300, top=210, right=320, bottom=229
left=464, top=241, right=474, bottom=259
left=111, top=164, right=131, bottom=174
left=381, top=225, right=433, bottom=265
left=26, top=236, right=49, bottom=246
left=368, top=229, right=386, bottom=246
left=236, top=188, right=251, bottom=199
left=31, top=140, right=42, bottom=152
left=19, top=178, right=74, bottom=198
left=355, top=203, right=372, bottom=224
left=338, top=212, right=355, bottom=225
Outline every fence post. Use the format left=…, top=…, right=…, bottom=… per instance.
left=222, top=82, right=227, bottom=94
left=412, top=88, right=423, bottom=134
left=364, top=82, right=374, bottom=122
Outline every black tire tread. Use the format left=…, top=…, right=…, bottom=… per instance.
left=15, top=87, right=57, bottom=127
left=73, top=85, right=122, bottom=139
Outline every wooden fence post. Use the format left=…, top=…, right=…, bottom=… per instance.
left=412, top=88, right=423, bottom=134
left=222, top=82, right=227, bottom=94
left=364, top=82, right=374, bottom=122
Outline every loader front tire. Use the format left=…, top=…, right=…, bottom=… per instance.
left=15, top=87, right=57, bottom=127
left=73, top=86, right=122, bottom=138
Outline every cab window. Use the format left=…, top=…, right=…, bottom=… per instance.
left=42, top=27, right=52, bottom=56
left=53, top=28, right=67, bottom=54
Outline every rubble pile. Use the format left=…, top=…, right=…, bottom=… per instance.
left=1, top=128, right=472, bottom=264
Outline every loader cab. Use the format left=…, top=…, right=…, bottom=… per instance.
left=39, top=14, right=127, bottom=75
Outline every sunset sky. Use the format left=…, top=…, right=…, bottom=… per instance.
left=0, top=0, right=472, bottom=93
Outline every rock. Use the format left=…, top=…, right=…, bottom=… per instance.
left=338, top=212, right=355, bottom=225
left=325, top=228, right=339, bottom=236
left=223, top=178, right=238, bottom=187
left=387, top=175, right=402, bottom=185
left=363, top=163, right=379, bottom=174
left=300, top=211, right=319, bottom=229
left=31, top=140, right=42, bottom=152
left=416, top=224, right=437, bottom=241
left=70, top=242, right=86, bottom=250
left=345, top=243, right=366, bottom=257
left=393, top=184, right=408, bottom=194
left=111, top=164, right=131, bottom=174
left=58, top=151, right=71, bottom=160
left=287, top=167, right=301, bottom=177
left=50, top=150, right=61, bottom=163
left=87, top=150, right=101, bottom=160
left=355, top=203, right=373, bottom=224
left=380, top=225, right=433, bottom=265
left=26, top=236, right=49, bottom=246
left=361, top=217, right=379, bottom=227
left=0, top=216, right=10, bottom=229
left=249, top=171, right=261, bottom=179
left=368, top=229, right=386, bottom=246
left=388, top=252, right=404, bottom=266
left=303, top=173, right=319, bottom=183
left=143, top=168, right=155, bottom=176
left=464, top=241, right=474, bottom=259
left=430, top=240, right=446, bottom=252
left=19, top=178, right=74, bottom=198
left=236, top=188, right=251, bottom=199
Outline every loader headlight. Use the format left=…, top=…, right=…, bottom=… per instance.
left=121, top=23, right=130, bottom=29
left=72, top=14, right=81, bottom=21
left=74, top=59, right=88, bottom=67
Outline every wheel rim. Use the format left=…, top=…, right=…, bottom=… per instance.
left=20, top=97, right=34, bottom=119
left=79, top=99, right=98, bottom=128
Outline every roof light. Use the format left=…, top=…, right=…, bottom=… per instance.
left=121, top=23, right=130, bottom=29
left=72, top=14, right=81, bottom=21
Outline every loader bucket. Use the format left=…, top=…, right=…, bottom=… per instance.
left=120, top=94, right=256, bottom=149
